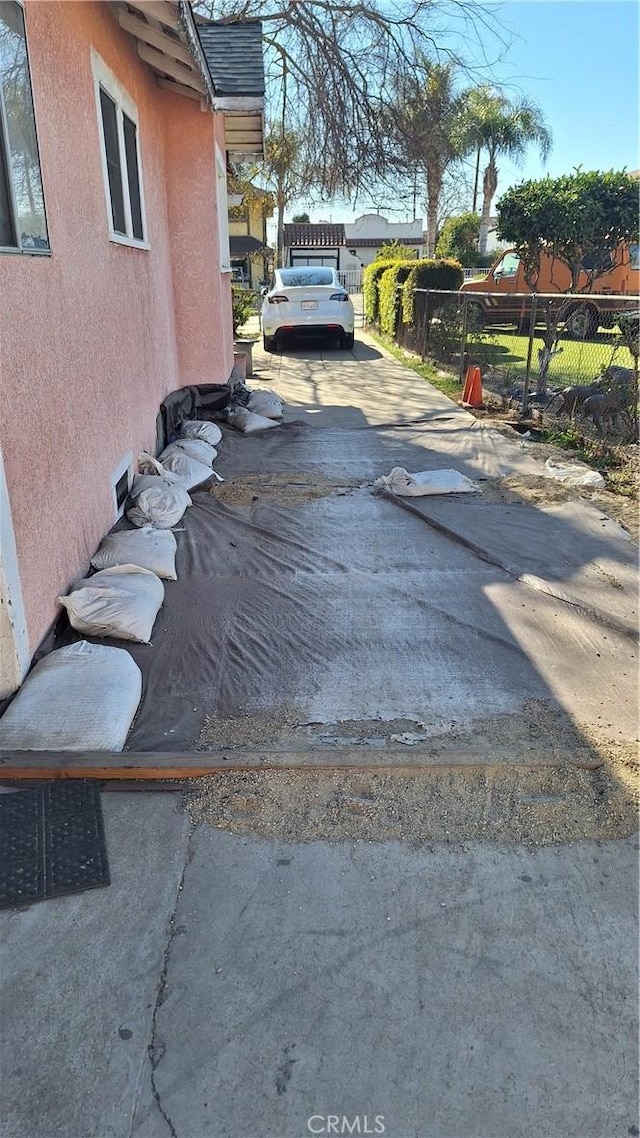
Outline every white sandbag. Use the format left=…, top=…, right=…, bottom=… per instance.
left=127, top=474, right=191, bottom=529
left=57, top=565, right=164, bottom=644
left=374, top=467, right=479, bottom=496
left=171, top=438, right=218, bottom=465
left=157, top=444, right=214, bottom=489
left=0, top=641, right=141, bottom=752
left=247, top=389, right=284, bottom=420
left=179, top=420, right=222, bottom=447
left=227, top=407, right=280, bottom=433
left=91, top=528, right=177, bottom=580
left=543, top=457, right=605, bottom=488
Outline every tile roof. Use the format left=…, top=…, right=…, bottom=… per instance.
left=348, top=236, right=425, bottom=248
left=283, top=223, right=346, bottom=247
left=195, top=20, right=265, bottom=98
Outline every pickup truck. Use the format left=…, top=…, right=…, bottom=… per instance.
left=460, top=244, right=640, bottom=339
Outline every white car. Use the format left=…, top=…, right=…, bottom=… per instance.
left=261, top=267, right=355, bottom=352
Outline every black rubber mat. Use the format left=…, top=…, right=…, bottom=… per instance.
left=0, top=781, right=110, bottom=909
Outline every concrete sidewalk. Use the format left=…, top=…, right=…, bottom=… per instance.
left=1, top=793, right=638, bottom=1138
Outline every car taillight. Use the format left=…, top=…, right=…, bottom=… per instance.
left=268, top=294, right=289, bottom=304
left=330, top=292, right=349, bottom=301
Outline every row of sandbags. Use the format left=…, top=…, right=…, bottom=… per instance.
left=0, top=419, right=225, bottom=752
left=0, top=398, right=285, bottom=752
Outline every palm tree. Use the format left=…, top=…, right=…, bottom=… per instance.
left=391, top=59, right=468, bottom=257
left=460, top=87, right=552, bottom=255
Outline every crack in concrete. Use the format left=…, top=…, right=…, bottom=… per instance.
left=145, top=822, right=195, bottom=1138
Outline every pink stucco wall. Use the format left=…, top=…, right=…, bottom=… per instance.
left=0, top=1, right=234, bottom=654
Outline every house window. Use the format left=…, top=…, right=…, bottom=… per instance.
left=92, top=52, right=146, bottom=246
left=0, top=0, right=49, bottom=253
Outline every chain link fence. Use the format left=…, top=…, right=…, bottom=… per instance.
left=395, top=289, right=639, bottom=441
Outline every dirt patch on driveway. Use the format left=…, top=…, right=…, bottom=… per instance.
left=210, top=471, right=359, bottom=509
left=189, top=700, right=638, bottom=846
left=186, top=760, right=637, bottom=847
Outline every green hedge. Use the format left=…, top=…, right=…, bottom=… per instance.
left=378, top=263, right=416, bottom=337
left=401, top=259, right=464, bottom=326
left=363, top=259, right=404, bottom=325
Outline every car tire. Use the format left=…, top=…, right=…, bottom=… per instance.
left=565, top=305, right=598, bottom=341
left=263, top=334, right=276, bottom=353
left=341, top=332, right=355, bottom=349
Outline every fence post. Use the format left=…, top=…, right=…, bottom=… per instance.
left=458, top=294, right=470, bottom=384
left=521, top=293, right=537, bottom=418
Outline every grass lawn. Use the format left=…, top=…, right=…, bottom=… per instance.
left=477, top=327, right=634, bottom=389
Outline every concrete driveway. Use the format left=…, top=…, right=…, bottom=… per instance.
left=1, top=330, right=638, bottom=1138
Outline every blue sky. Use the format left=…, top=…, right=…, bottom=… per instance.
left=284, top=0, right=639, bottom=228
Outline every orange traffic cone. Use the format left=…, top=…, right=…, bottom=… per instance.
left=461, top=365, right=483, bottom=408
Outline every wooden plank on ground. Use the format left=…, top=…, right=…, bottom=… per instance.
left=0, top=748, right=588, bottom=783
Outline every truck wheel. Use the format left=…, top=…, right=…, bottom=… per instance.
left=263, top=333, right=276, bottom=352
left=565, top=305, right=598, bottom=341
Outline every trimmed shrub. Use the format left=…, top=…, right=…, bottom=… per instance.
left=379, top=262, right=416, bottom=338
left=363, top=259, right=403, bottom=325
left=401, top=259, right=464, bottom=327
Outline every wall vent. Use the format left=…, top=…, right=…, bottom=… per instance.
left=111, top=452, right=133, bottom=519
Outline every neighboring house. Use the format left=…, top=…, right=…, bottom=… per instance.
left=282, top=215, right=425, bottom=275
left=0, top=0, right=264, bottom=698
left=228, top=182, right=273, bottom=289
left=343, top=214, right=425, bottom=267
left=282, top=222, right=348, bottom=271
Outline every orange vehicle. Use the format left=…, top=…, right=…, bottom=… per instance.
left=460, top=243, right=640, bottom=339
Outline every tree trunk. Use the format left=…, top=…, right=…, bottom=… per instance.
left=276, top=191, right=286, bottom=268
left=426, top=164, right=441, bottom=257
left=477, top=159, right=498, bottom=255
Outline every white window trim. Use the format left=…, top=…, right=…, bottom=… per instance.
left=91, top=50, right=149, bottom=250
left=110, top=450, right=133, bottom=520
left=215, top=142, right=231, bottom=273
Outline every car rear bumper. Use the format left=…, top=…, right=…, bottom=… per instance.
left=263, top=321, right=354, bottom=338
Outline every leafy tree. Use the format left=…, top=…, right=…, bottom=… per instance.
left=497, top=169, right=638, bottom=396
left=263, top=127, right=307, bottom=266
left=377, top=239, right=411, bottom=260
left=291, top=212, right=310, bottom=223
left=459, top=87, right=552, bottom=255
left=389, top=58, right=470, bottom=256
left=436, top=212, right=480, bottom=265
left=497, top=169, right=639, bottom=291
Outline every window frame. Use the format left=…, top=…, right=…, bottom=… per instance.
left=91, top=50, right=149, bottom=250
left=0, top=0, right=50, bottom=256
left=215, top=143, right=231, bottom=273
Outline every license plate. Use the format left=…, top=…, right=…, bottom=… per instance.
left=301, top=300, right=317, bottom=310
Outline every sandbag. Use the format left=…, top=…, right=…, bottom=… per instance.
left=374, top=467, right=479, bottom=496
left=179, top=420, right=222, bottom=447
left=172, top=438, right=218, bottom=465
left=247, top=389, right=284, bottom=420
left=543, top=457, right=605, bottom=488
left=91, top=528, right=177, bottom=580
left=127, top=467, right=192, bottom=529
left=57, top=565, right=164, bottom=644
left=156, top=444, right=214, bottom=489
left=0, top=641, right=142, bottom=752
left=227, top=407, right=280, bottom=433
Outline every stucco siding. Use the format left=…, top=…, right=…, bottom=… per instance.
left=0, top=1, right=233, bottom=655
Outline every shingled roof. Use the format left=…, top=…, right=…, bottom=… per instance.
left=284, top=223, right=347, bottom=247
left=196, top=20, right=265, bottom=98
